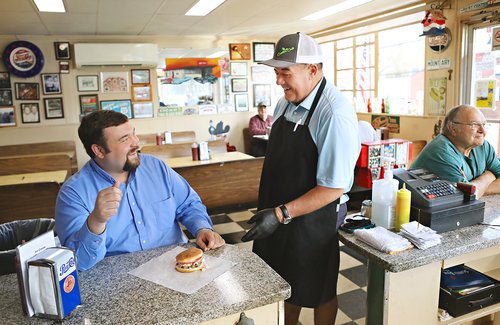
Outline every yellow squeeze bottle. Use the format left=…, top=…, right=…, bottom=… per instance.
left=395, top=183, right=411, bottom=231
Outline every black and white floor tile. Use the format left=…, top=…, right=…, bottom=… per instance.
left=184, top=208, right=368, bottom=325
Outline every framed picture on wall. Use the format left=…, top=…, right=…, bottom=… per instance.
left=0, top=89, right=13, bottom=106
left=253, top=84, right=272, bottom=107
left=230, top=62, right=247, bottom=76
left=15, top=82, right=39, bottom=100
left=100, top=99, right=132, bottom=118
left=77, top=75, right=99, bottom=92
left=131, top=84, right=152, bottom=101
left=79, top=94, right=99, bottom=116
left=231, top=78, right=247, bottom=92
left=252, top=42, right=275, bottom=62
left=0, top=106, right=16, bottom=127
left=131, top=69, right=150, bottom=84
left=234, top=94, right=249, bottom=112
left=54, top=42, right=71, bottom=60
left=229, top=43, right=251, bottom=60
left=100, top=72, right=129, bottom=93
left=41, top=73, right=62, bottom=95
left=21, top=103, right=40, bottom=123
left=0, top=72, right=11, bottom=88
left=44, top=97, right=64, bottom=119
left=132, top=102, right=154, bottom=118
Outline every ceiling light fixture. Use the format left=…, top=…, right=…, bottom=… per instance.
left=301, top=0, right=373, bottom=20
left=185, top=0, right=226, bottom=16
left=33, top=0, right=66, bottom=12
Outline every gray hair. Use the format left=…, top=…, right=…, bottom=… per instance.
left=442, top=105, right=475, bottom=136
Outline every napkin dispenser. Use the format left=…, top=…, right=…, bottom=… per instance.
left=28, top=247, right=81, bottom=320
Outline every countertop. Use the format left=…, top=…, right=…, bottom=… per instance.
left=339, top=194, right=500, bottom=273
left=0, top=244, right=291, bottom=324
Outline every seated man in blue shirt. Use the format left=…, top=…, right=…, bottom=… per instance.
left=55, top=110, right=225, bottom=270
left=411, top=105, right=500, bottom=198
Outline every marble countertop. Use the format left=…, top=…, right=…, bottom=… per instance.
left=0, top=244, right=291, bottom=324
left=339, top=194, right=500, bottom=273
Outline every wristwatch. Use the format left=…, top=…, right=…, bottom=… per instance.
left=279, top=205, right=293, bottom=224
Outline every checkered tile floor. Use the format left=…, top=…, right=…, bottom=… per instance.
left=183, top=208, right=367, bottom=325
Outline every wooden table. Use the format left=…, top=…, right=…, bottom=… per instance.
left=0, top=170, right=68, bottom=186
left=165, top=151, right=254, bottom=169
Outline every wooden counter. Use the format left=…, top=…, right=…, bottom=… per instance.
left=0, top=244, right=291, bottom=324
left=165, top=151, right=253, bottom=169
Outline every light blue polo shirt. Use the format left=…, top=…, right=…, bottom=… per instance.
left=272, top=78, right=361, bottom=203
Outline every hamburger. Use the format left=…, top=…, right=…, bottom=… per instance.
left=175, top=247, right=205, bottom=273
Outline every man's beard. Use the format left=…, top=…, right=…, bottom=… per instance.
left=123, top=148, right=140, bottom=172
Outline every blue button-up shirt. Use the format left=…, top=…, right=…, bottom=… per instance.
left=55, top=154, right=212, bottom=271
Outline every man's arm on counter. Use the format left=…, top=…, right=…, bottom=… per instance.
left=471, top=170, right=500, bottom=198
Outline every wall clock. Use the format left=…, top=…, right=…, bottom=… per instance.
left=428, top=28, right=452, bottom=53
left=2, top=41, right=45, bottom=78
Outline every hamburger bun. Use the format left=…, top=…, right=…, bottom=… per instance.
left=175, top=247, right=205, bottom=273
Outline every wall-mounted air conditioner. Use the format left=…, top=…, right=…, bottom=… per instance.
left=74, top=43, right=158, bottom=68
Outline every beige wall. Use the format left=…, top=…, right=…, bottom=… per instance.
left=0, top=35, right=278, bottom=168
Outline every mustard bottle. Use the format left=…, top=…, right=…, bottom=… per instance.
left=395, top=183, right=411, bottom=231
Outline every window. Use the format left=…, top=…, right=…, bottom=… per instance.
left=321, top=22, right=425, bottom=115
left=462, top=23, right=500, bottom=153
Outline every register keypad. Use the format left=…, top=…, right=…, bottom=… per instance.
left=417, top=182, right=459, bottom=200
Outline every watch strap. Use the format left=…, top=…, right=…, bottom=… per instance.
left=279, top=205, right=292, bottom=224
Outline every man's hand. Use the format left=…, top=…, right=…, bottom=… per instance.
left=241, top=208, right=280, bottom=242
left=196, top=229, right=225, bottom=251
left=87, top=182, right=123, bottom=234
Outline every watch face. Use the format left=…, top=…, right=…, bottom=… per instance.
left=283, top=216, right=292, bottom=224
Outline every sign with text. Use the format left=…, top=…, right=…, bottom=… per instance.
left=371, top=115, right=400, bottom=133
left=427, top=58, right=451, bottom=70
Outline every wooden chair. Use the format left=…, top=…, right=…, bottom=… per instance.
left=175, top=157, right=264, bottom=212
left=0, top=182, right=60, bottom=224
left=0, top=154, right=73, bottom=177
left=242, top=127, right=252, bottom=155
left=408, top=140, right=427, bottom=168
left=137, top=131, right=196, bottom=146
left=141, top=139, right=227, bottom=159
left=0, top=141, right=78, bottom=174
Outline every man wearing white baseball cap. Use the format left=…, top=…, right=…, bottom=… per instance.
left=242, top=32, right=360, bottom=325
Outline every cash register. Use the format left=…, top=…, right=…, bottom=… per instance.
left=393, top=168, right=485, bottom=233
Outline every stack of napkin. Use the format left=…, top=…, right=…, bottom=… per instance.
left=399, top=221, right=442, bottom=249
left=353, top=226, right=412, bottom=254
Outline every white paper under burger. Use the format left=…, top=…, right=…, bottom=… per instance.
left=128, top=246, right=235, bottom=294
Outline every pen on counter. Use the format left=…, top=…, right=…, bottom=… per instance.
left=293, top=118, right=302, bottom=132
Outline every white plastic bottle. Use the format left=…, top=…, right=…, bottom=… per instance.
left=371, top=165, right=399, bottom=229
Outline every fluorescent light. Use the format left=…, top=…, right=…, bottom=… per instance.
left=302, top=0, right=373, bottom=20
left=207, top=50, right=228, bottom=58
left=185, top=0, right=226, bottom=16
left=33, top=0, right=66, bottom=12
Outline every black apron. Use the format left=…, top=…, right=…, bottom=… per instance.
left=253, top=78, right=346, bottom=308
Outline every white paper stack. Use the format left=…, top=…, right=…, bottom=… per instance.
left=400, top=221, right=442, bottom=250
left=353, top=226, right=413, bottom=254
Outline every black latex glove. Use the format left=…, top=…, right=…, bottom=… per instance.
left=241, top=208, right=280, bottom=242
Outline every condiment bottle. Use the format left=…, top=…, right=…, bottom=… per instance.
left=155, top=133, right=162, bottom=145
left=371, top=162, right=398, bottom=229
left=367, top=98, right=372, bottom=113
left=395, top=183, right=411, bottom=231
left=191, top=142, right=199, bottom=161
left=381, top=98, right=385, bottom=113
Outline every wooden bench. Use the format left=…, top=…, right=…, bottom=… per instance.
left=0, top=154, right=73, bottom=177
left=141, top=139, right=227, bottom=159
left=0, top=141, right=78, bottom=174
left=137, top=131, right=196, bottom=146
left=0, top=182, right=60, bottom=224
left=175, top=157, right=264, bottom=212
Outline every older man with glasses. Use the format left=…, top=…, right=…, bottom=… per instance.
left=411, top=104, right=500, bottom=197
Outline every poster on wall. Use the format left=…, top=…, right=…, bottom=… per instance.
left=371, top=115, right=400, bottom=133
left=475, top=79, right=495, bottom=109
left=428, top=77, right=447, bottom=116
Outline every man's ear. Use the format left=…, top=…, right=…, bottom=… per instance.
left=91, top=144, right=105, bottom=159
